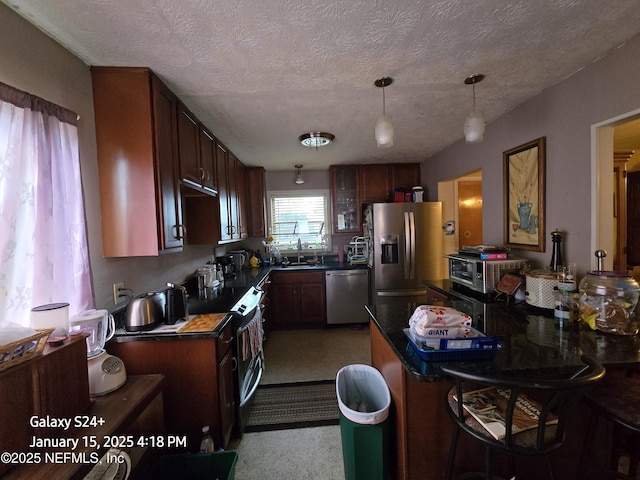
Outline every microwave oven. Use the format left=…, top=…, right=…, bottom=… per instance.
left=445, top=254, right=526, bottom=294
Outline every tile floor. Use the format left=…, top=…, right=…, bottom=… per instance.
left=230, top=325, right=371, bottom=480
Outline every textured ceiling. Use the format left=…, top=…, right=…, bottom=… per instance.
left=4, top=0, right=640, bottom=170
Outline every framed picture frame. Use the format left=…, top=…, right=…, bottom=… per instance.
left=503, top=137, right=546, bottom=252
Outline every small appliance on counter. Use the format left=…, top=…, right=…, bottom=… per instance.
left=30, top=302, right=70, bottom=342
left=69, top=309, right=127, bottom=396
left=229, top=250, right=248, bottom=270
left=525, top=269, right=560, bottom=310
left=216, top=254, right=236, bottom=278
left=165, top=283, right=188, bottom=325
left=446, top=253, right=526, bottom=295
left=124, top=291, right=165, bottom=332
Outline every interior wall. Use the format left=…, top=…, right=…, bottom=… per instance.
left=422, top=33, right=640, bottom=275
left=0, top=5, right=217, bottom=312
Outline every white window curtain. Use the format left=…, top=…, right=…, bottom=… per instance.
left=0, top=82, right=93, bottom=326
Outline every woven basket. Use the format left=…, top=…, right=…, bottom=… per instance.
left=0, top=328, right=54, bottom=373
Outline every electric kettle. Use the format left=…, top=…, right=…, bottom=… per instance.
left=230, top=250, right=248, bottom=270
left=125, top=291, right=165, bottom=332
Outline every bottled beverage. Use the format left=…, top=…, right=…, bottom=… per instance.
left=199, top=426, right=214, bottom=453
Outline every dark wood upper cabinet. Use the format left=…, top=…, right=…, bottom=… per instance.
left=361, top=164, right=391, bottom=203
left=177, top=101, right=217, bottom=195
left=391, top=163, right=421, bottom=192
left=199, top=126, right=217, bottom=193
left=247, top=167, right=267, bottom=238
left=91, top=67, right=184, bottom=256
left=330, top=165, right=361, bottom=234
left=331, top=163, right=421, bottom=234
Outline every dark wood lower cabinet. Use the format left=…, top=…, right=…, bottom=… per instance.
left=107, top=323, right=236, bottom=450
left=270, top=270, right=326, bottom=329
left=371, top=321, right=596, bottom=480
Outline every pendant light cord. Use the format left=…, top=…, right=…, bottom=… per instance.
left=382, top=85, right=386, bottom=116
left=472, top=80, right=476, bottom=112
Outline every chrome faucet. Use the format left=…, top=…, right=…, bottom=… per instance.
left=297, top=238, right=303, bottom=263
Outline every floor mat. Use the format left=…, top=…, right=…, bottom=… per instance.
left=245, top=380, right=339, bottom=432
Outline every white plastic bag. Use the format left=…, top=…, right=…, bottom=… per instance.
left=409, top=305, right=472, bottom=338
left=336, top=364, right=390, bottom=425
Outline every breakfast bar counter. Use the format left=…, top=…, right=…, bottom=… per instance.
left=366, top=285, right=640, bottom=480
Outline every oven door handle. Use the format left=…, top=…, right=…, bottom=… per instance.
left=239, top=355, right=263, bottom=408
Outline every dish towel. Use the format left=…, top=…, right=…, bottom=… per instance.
left=242, top=313, right=264, bottom=362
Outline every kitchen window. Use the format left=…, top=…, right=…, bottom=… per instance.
left=268, top=190, right=331, bottom=254
left=0, top=82, right=93, bottom=326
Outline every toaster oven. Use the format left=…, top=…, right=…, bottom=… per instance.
left=445, top=254, right=526, bottom=294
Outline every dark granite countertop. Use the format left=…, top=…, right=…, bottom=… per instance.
left=367, top=280, right=640, bottom=382
left=112, top=262, right=368, bottom=343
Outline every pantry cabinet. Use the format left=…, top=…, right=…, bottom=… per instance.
left=91, top=67, right=184, bottom=256
left=270, top=270, right=326, bottom=328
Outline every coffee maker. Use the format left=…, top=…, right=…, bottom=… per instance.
left=69, top=309, right=127, bottom=396
left=165, top=283, right=188, bottom=324
left=216, top=255, right=236, bottom=278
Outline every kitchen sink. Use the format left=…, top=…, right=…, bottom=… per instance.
left=282, top=262, right=317, bottom=267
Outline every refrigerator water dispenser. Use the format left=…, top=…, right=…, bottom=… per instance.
left=380, top=235, right=399, bottom=264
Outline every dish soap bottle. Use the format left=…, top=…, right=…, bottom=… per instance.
left=199, top=426, right=214, bottom=453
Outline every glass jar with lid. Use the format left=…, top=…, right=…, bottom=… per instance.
left=578, top=271, right=640, bottom=335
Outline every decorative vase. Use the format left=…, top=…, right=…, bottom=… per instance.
left=517, top=203, right=532, bottom=230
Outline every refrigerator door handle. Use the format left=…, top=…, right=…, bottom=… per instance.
left=377, top=289, right=428, bottom=297
left=409, top=211, right=416, bottom=280
left=404, top=211, right=411, bottom=279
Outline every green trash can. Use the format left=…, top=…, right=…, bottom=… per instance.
left=336, top=364, right=392, bottom=480
left=146, top=450, right=238, bottom=480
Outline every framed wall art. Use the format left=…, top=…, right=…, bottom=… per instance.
left=503, top=137, right=546, bottom=252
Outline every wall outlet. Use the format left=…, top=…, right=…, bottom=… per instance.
left=113, top=282, right=125, bottom=304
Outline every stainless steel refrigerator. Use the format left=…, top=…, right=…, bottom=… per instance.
left=367, top=202, right=443, bottom=304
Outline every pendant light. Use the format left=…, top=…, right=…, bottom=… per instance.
left=464, top=74, right=485, bottom=143
left=374, top=77, right=394, bottom=148
left=294, top=164, right=304, bottom=184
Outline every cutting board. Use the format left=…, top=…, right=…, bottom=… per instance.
left=178, top=313, right=228, bottom=333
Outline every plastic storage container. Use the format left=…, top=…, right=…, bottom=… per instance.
left=579, top=271, right=640, bottom=335
left=336, top=364, right=392, bottom=480
left=146, top=451, right=238, bottom=480
left=199, top=425, right=214, bottom=453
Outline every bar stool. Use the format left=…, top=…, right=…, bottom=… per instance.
left=442, top=355, right=605, bottom=480
left=577, top=367, right=640, bottom=479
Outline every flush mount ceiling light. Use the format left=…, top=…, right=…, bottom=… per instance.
left=299, top=132, right=335, bottom=149
left=294, top=164, right=304, bottom=184
left=464, top=74, right=485, bottom=143
left=374, top=77, right=394, bottom=148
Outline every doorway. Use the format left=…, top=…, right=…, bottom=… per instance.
left=594, top=112, right=640, bottom=273
left=438, top=170, right=483, bottom=274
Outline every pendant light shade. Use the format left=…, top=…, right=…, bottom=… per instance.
left=374, top=77, right=394, bottom=148
left=294, top=164, right=304, bottom=184
left=464, top=74, right=485, bottom=144
left=375, top=115, right=394, bottom=148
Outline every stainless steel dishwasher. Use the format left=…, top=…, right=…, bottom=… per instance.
left=325, top=269, right=370, bottom=324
